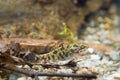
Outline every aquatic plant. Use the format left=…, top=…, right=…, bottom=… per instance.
left=58, top=22, right=77, bottom=43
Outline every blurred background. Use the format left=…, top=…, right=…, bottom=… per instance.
left=0, top=0, right=120, bottom=41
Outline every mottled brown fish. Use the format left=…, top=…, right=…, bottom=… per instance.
left=37, top=43, right=88, bottom=61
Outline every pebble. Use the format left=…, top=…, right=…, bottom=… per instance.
left=109, top=51, right=120, bottom=61
left=87, top=48, right=94, bottom=53
left=57, top=69, right=73, bottom=74
left=102, top=39, right=112, bottom=45
left=17, top=77, right=32, bottom=80
left=84, top=60, right=92, bottom=67
left=90, top=54, right=101, bottom=60
left=32, top=65, right=40, bottom=70
left=23, top=65, right=31, bottom=69
left=105, top=72, right=120, bottom=80
left=76, top=68, right=91, bottom=74
left=9, top=73, right=19, bottom=80
left=17, top=77, right=26, bottom=80
left=17, top=65, right=23, bottom=68
left=89, top=66, right=99, bottom=73
left=38, top=76, right=48, bottom=80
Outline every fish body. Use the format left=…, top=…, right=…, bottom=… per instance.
left=37, top=43, right=88, bottom=61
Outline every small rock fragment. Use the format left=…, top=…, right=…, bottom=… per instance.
left=87, top=48, right=94, bottom=53
left=23, top=65, right=31, bottom=69
left=90, top=54, right=101, bottom=60
left=103, top=39, right=112, bottom=45
left=38, top=76, right=48, bottom=80
left=9, top=73, right=19, bottom=80
left=76, top=68, right=91, bottom=74
left=17, top=77, right=26, bottom=80
left=32, top=65, right=39, bottom=70
left=109, top=51, right=120, bottom=61
left=57, top=69, right=73, bottom=74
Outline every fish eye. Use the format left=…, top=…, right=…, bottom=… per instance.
left=73, top=44, right=78, bottom=47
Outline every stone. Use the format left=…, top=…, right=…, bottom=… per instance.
left=90, top=54, right=101, bottom=60
left=87, top=48, right=94, bottom=53
left=57, top=69, right=73, bottom=74
left=109, top=51, right=120, bottom=61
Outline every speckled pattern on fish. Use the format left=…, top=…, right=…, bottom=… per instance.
left=37, top=43, right=88, bottom=61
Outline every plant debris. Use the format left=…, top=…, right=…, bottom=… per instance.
left=0, top=63, right=97, bottom=79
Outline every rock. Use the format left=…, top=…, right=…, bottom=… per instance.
left=84, top=60, right=93, bottom=67
left=38, top=76, right=48, bottom=80
left=89, top=66, right=99, bottom=74
left=17, top=65, right=23, bottom=68
left=101, top=56, right=110, bottom=64
left=90, top=54, right=101, bottom=60
left=57, top=69, right=73, bottom=74
left=84, top=59, right=101, bottom=68
left=106, top=61, right=113, bottom=66
left=32, top=65, right=39, bottom=70
left=32, top=65, right=44, bottom=71
left=102, top=39, right=112, bottom=45
left=23, top=65, right=31, bottom=69
left=17, top=77, right=33, bottom=80
left=105, top=72, right=120, bottom=80
left=76, top=68, right=91, bottom=74
left=109, top=51, right=120, bottom=61
left=87, top=48, right=94, bottom=53
left=17, top=77, right=27, bottom=80
left=9, top=73, right=19, bottom=80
